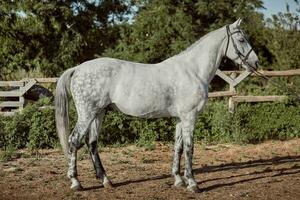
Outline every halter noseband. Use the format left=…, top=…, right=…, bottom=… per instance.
left=224, top=25, right=253, bottom=67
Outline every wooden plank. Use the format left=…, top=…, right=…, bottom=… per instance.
left=233, top=95, right=286, bottom=102
left=215, top=69, right=234, bottom=85
left=0, top=101, right=22, bottom=107
left=0, top=91, right=21, bottom=97
left=233, top=71, right=252, bottom=87
left=36, top=78, right=58, bottom=83
left=22, top=78, right=58, bottom=83
left=223, top=69, right=300, bottom=76
left=19, top=96, right=25, bottom=111
left=20, top=79, right=37, bottom=95
left=208, top=91, right=237, bottom=98
left=229, top=73, right=237, bottom=113
left=0, top=81, right=24, bottom=87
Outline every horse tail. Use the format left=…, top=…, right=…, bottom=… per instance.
left=55, top=67, right=75, bottom=156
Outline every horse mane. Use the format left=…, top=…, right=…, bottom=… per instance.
left=177, top=26, right=226, bottom=56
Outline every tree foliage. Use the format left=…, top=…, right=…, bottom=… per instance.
left=0, top=0, right=299, bottom=78
left=104, top=0, right=265, bottom=65
left=0, top=0, right=132, bottom=79
left=265, top=11, right=300, bottom=70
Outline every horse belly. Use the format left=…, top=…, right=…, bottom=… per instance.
left=111, top=87, right=174, bottom=118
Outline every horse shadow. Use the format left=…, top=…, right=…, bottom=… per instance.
left=83, top=155, right=300, bottom=191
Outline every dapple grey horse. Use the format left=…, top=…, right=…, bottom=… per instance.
left=55, top=19, right=259, bottom=192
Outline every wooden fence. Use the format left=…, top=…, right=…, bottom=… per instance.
left=0, top=69, right=299, bottom=115
left=0, top=78, right=58, bottom=116
left=211, top=69, right=300, bottom=112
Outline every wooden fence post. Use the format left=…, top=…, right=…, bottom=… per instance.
left=19, top=81, right=25, bottom=111
left=228, top=72, right=237, bottom=113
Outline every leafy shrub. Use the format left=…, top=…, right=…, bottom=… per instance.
left=4, top=104, right=36, bottom=149
left=232, top=100, right=300, bottom=143
left=0, top=114, right=8, bottom=149
left=194, top=100, right=237, bottom=144
left=0, top=97, right=299, bottom=151
left=100, top=112, right=174, bottom=147
left=27, top=107, right=57, bottom=150
left=195, top=99, right=300, bottom=144
left=0, top=145, right=17, bottom=161
left=100, top=111, right=138, bottom=146
left=0, top=98, right=58, bottom=151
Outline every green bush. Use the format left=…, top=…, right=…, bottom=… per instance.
left=0, top=145, right=17, bottom=161
left=100, top=111, right=138, bottom=146
left=232, top=100, right=300, bottom=143
left=0, top=114, right=7, bottom=149
left=0, top=98, right=299, bottom=151
left=194, top=100, right=236, bottom=144
left=194, top=99, right=300, bottom=144
left=100, top=112, right=174, bottom=147
left=0, top=98, right=58, bottom=151
left=27, top=107, right=57, bottom=150
left=4, top=104, right=36, bottom=149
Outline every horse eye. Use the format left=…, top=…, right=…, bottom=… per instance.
left=239, top=38, right=245, bottom=43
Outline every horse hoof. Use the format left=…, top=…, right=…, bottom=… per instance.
left=187, top=185, right=200, bottom=193
left=70, top=183, right=83, bottom=191
left=173, top=180, right=185, bottom=188
left=103, top=180, right=113, bottom=188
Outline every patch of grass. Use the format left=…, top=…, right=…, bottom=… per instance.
left=143, top=142, right=156, bottom=151
left=77, top=147, right=89, bottom=161
left=121, top=149, right=135, bottom=157
left=0, top=146, right=17, bottom=162
left=110, top=154, right=133, bottom=165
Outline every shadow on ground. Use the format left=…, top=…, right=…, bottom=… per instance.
left=83, top=155, right=300, bottom=191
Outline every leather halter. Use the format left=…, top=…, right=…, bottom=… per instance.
left=224, top=25, right=253, bottom=67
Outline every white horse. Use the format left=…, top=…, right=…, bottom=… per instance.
left=55, top=19, right=259, bottom=192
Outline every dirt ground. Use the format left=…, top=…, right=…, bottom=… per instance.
left=1, top=139, right=300, bottom=200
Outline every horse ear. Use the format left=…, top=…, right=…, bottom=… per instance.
left=232, top=18, right=243, bottom=28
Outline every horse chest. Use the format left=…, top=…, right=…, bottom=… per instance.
left=174, top=85, right=208, bottom=114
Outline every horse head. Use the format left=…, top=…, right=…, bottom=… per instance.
left=224, top=18, right=259, bottom=71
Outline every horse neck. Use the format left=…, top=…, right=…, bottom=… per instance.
left=171, top=26, right=227, bottom=84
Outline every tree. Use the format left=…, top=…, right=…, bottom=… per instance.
left=104, top=0, right=198, bottom=63
left=265, top=10, right=300, bottom=70
left=0, top=0, right=132, bottom=79
left=104, top=0, right=265, bottom=66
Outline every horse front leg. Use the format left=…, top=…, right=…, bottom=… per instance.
left=172, top=120, right=184, bottom=187
left=181, top=112, right=200, bottom=193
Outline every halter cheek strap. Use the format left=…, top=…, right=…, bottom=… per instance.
left=224, top=25, right=253, bottom=67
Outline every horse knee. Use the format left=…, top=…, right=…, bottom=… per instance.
left=69, top=136, right=84, bottom=150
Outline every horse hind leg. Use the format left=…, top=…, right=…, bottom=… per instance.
left=67, top=111, right=97, bottom=190
left=85, top=111, right=113, bottom=188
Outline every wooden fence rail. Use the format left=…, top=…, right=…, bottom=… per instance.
left=0, top=69, right=299, bottom=115
left=223, top=69, right=300, bottom=76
